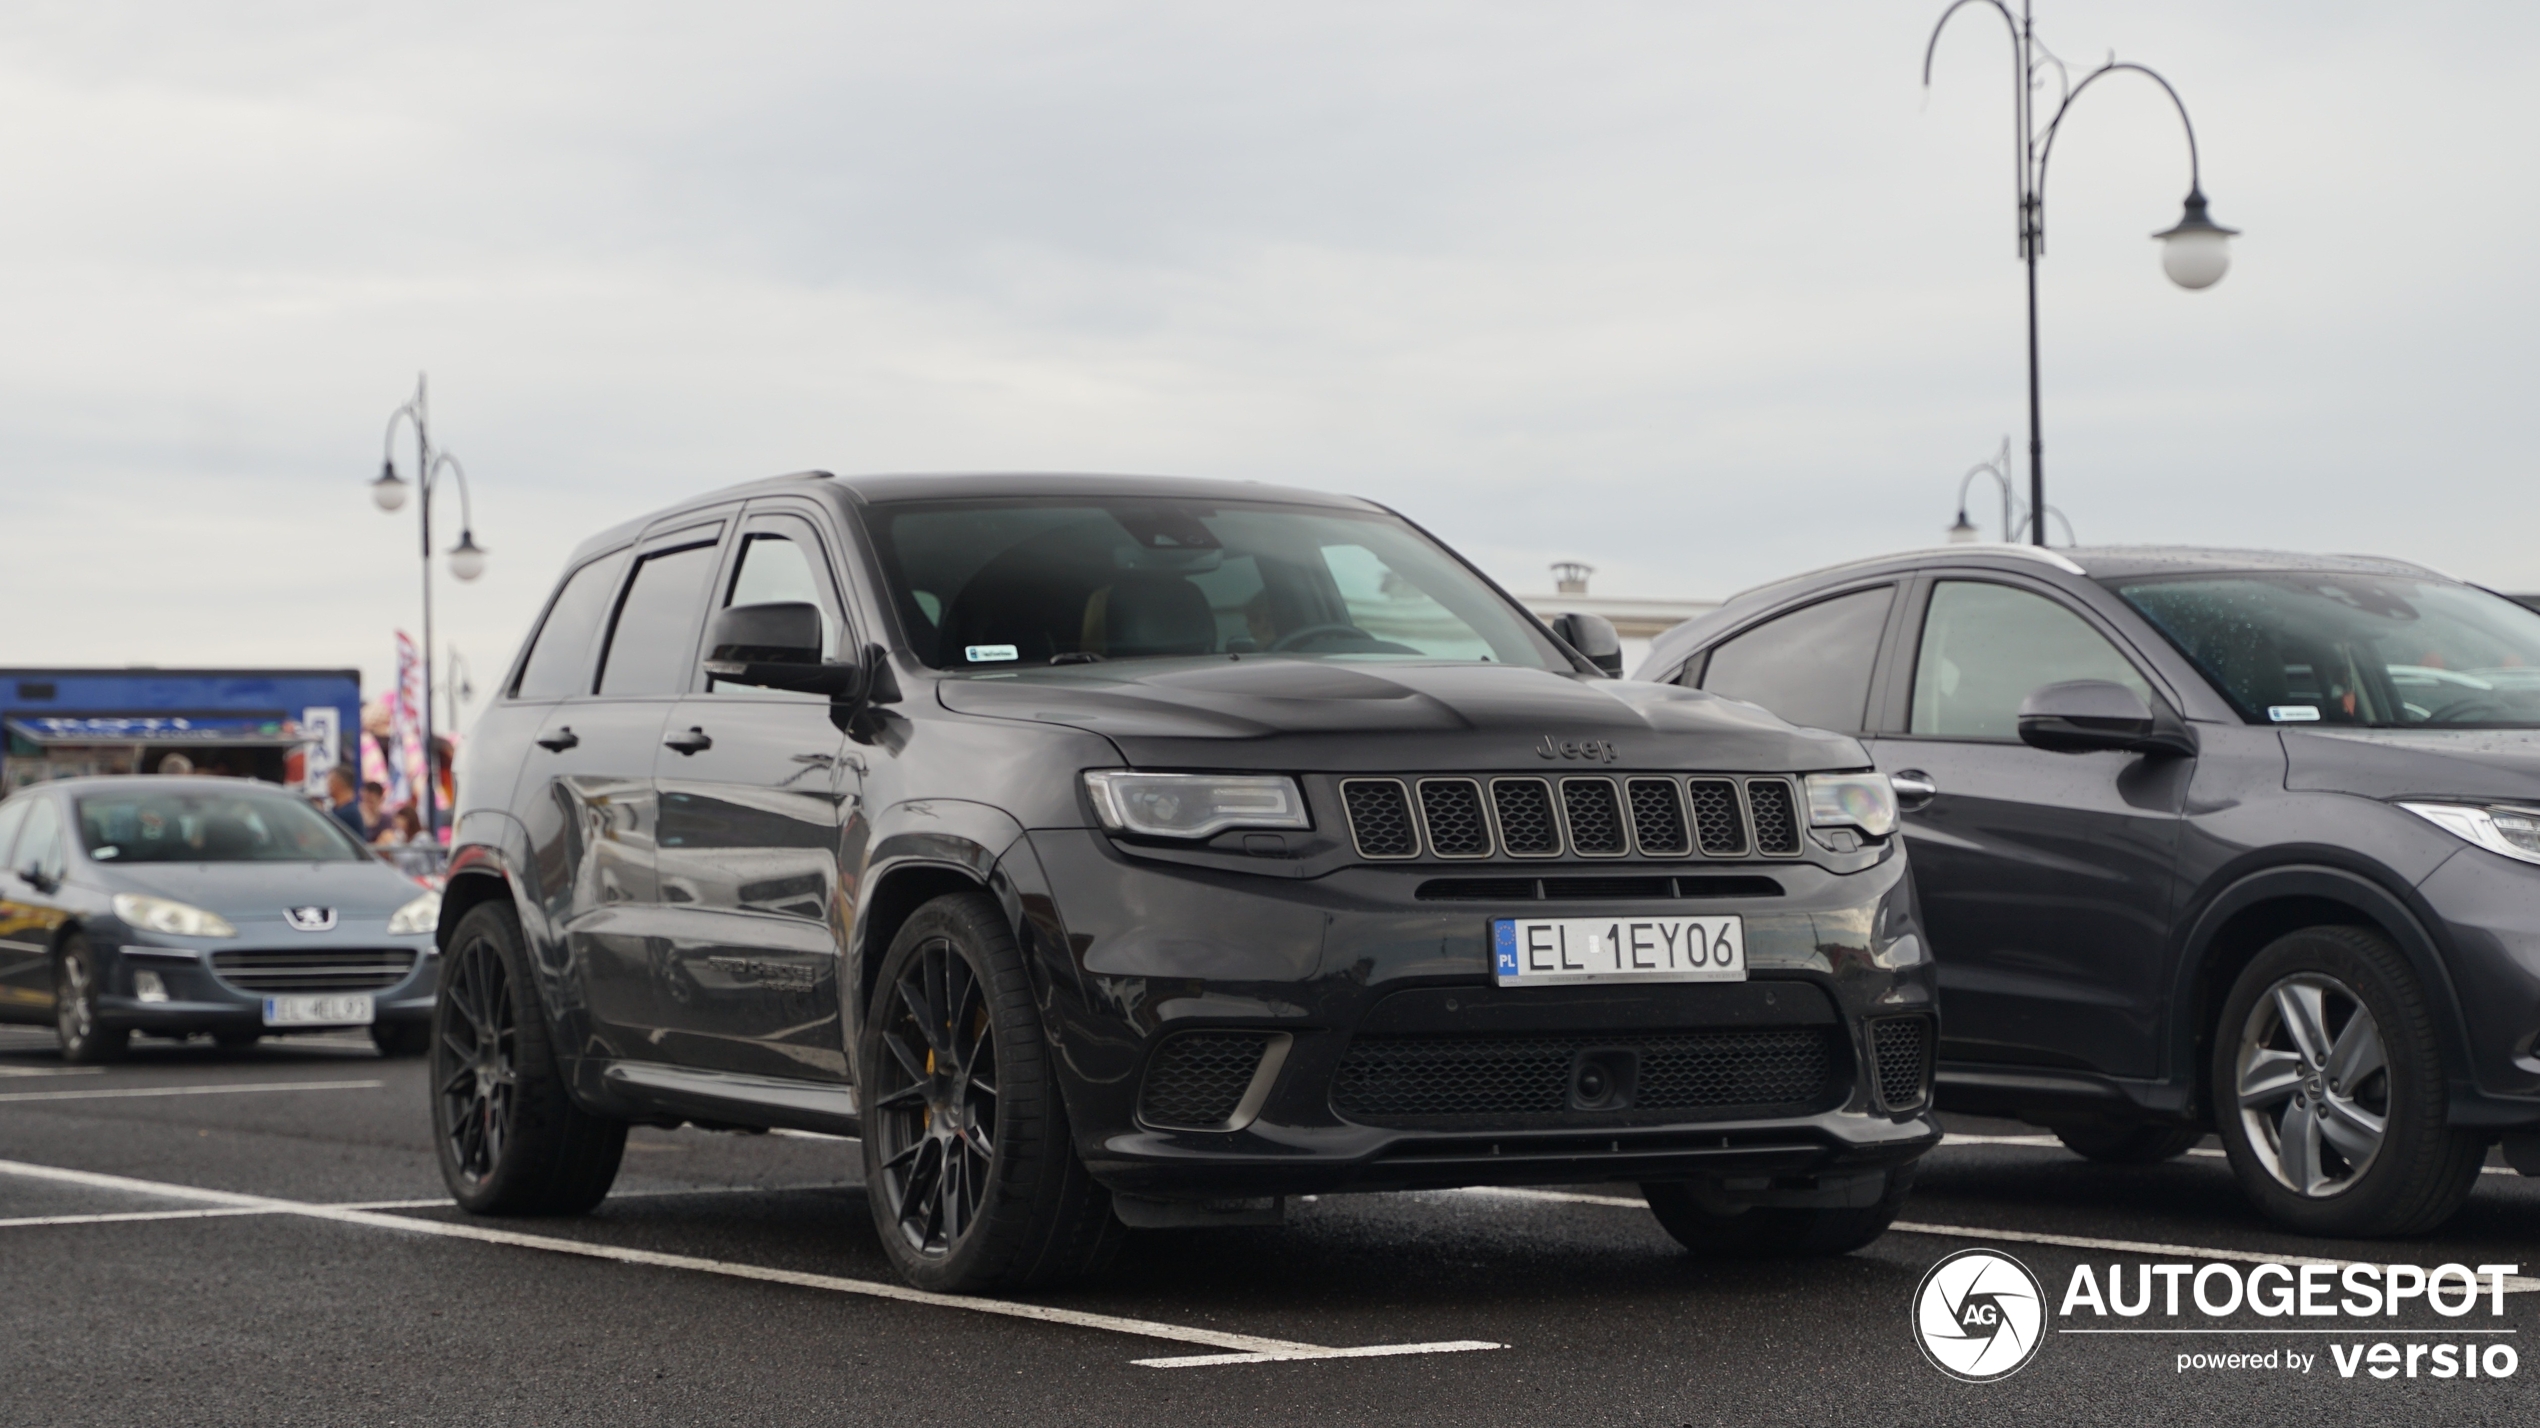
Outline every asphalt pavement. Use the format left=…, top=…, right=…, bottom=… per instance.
left=3, top=1021, right=2535, bottom=1426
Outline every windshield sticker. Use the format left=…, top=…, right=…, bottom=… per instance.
left=2268, top=705, right=2323, bottom=722
left=964, top=644, right=1019, bottom=663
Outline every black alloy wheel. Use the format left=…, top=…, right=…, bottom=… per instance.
left=1641, top=1165, right=1914, bottom=1259
left=430, top=901, right=625, bottom=1215
left=54, top=933, right=129, bottom=1064
left=860, top=891, right=1120, bottom=1293
left=2210, top=926, right=2485, bottom=1237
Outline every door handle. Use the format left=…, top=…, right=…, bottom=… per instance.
left=1890, top=769, right=1938, bottom=811
left=663, top=727, right=713, bottom=756
left=535, top=727, right=580, bottom=753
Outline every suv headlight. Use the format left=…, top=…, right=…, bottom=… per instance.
left=386, top=890, right=443, bottom=936
left=1083, top=771, right=1311, bottom=840
left=2400, top=801, right=2540, bottom=866
left=111, top=893, right=238, bottom=938
left=1805, top=772, right=1899, bottom=839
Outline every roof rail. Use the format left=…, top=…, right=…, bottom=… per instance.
left=1721, top=543, right=2085, bottom=604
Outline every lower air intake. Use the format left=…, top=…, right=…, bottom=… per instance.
left=1138, top=1031, right=1278, bottom=1130
left=1330, top=1028, right=1839, bottom=1127
left=1869, top=1016, right=1932, bottom=1111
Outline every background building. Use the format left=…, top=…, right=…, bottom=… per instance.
left=1513, top=563, right=1716, bottom=675
left=0, top=668, right=360, bottom=796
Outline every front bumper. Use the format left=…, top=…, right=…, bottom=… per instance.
left=1015, top=828, right=1940, bottom=1198
left=93, top=929, right=438, bottom=1035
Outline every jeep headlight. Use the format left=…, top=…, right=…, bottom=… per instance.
left=386, top=890, right=443, bottom=936
left=1083, top=771, right=1310, bottom=840
left=111, top=893, right=238, bottom=938
left=2400, top=801, right=2540, bottom=866
left=1804, top=772, right=1899, bottom=839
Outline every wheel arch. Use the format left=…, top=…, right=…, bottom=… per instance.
left=2171, top=862, right=2474, bottom=1120
left=845, top=799, right=1032, bottom=1042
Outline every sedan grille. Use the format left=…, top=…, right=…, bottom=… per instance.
left=1340, top=773, right=1813, bottom=862
left=208, top=948, right=419, bottom=994
left=1331, top=1027, right=1841, bottom=1126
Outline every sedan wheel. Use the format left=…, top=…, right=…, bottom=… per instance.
left=2235, top=973, right=2387, bottom=1196
left=55, top=934, right=129, bottom=1064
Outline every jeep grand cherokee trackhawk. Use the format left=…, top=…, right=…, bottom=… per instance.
left=433, top=471, right=1937, bottom=1291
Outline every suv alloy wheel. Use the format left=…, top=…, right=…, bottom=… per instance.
left=2212, top=927, right=2486, bottom=1237
left=861, top=891, right=1121, bottom=1292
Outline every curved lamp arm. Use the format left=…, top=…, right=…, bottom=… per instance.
left=2036, top=60, right=2207, bottom=239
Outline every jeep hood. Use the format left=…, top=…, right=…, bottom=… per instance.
left=933, top=658, right=1866, bottom=773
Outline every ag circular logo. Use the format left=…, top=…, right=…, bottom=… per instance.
left=1913, top=1248, right=2046, bottom=1382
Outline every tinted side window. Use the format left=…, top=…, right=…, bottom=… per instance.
left=1699, top=586, right=1894, bottom=732
left=1911, top=581, right=2151, bottom=738
left=596, top=543, right=722, bottom=697
left=15, top=801, right=64, bottom=883
left=0, top=797, right=28, bottom=869
left=514, top=550, right=631, bottom=699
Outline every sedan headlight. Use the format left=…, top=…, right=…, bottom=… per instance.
left=1083, top=771, right=1311, bottom=840
left=386, top=890, right=443, bottom=936
left=111, top=893, right=238, bottom=938
left=1805, top=772, right=1899, bottom=839
left=2399, top=801, right=2540, bottom=866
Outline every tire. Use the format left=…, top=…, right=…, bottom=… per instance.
left=370, top=1021, right=430, bottom=1057
left=2052, top=1120, right=2206, bottom=1165
left=2211, top=926, right=2484, bottom=1237
left=55, top=934, right=129, bottom=1064
left=213, top=1029, right=262, bottom=1052
left=1642, top=1165, right=1914, bottom=1258
left=859, top=890, right=1122, bottom=1293
left=431, top=901, right=626, bottom=1215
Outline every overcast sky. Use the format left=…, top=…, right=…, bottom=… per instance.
left=3, top=1, right=2534, bottom=718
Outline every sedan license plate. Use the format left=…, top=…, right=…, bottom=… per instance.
left=262, top=994, right=375, bottom=1027
left=1492, top=915, right=1744, bottom=987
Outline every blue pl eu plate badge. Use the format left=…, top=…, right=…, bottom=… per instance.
left=1494, top=920, right=1519, bottom=978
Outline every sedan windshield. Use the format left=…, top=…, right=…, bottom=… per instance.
left=2117, top=573, right=2540, bottom=728
left=867, top=497, right=1563, bottom=670
left=76, top=788, right=371, bottom=863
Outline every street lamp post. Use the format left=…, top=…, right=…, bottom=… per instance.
left=1923, top=0, right=2238, bottom=546
left=367, top=373, right=486, bottom=843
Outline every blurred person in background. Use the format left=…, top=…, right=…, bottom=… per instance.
left=325, top=768, right=363, bottom=838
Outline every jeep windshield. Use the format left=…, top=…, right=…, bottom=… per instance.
left=868, top=497, right=1567, bottom=671
left=2117, top=572, right=2540, bottom=728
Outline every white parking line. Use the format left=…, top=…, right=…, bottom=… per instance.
left=1450, top=1187, right=2540, bottom=1293
left=0, top=1079, right=385, bottom=1104
left=0, top=1158, right=1500, bottom=1368
left=0, top=1066, right=105, bottom=1079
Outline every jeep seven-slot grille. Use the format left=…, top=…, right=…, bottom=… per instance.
left=1869, top=1017, right=1932, bottom=1111
left=1340, top=774, right=1815, bottom=863
left=209, top=948, right=418, bottom=994
left=1330, top=1027, right=1840, bottom=1126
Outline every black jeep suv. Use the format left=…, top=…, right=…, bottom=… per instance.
left=1641, top=544, right=2540, bottom=1237
left=434, top=471, right=1935, bottom=1290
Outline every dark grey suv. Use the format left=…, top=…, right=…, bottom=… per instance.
left=433, top=471, right=1938, bottom=1291
left=1640, top=545, right=2540, bottom=1236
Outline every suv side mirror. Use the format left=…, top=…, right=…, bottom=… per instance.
left=2017, top=680, right=2196, bottom=757
left=1550, top=612, right=1625, bottom=677
left=704, top=602, right=867, bottom=698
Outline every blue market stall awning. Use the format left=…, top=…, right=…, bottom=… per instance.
left=5, top=715, right=311, bottom=747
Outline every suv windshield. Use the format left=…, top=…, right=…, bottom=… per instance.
left=76, top=788, right=372, bottom=863
left=868, top=498, right=1563, bottom=670
left=2117, top=572, right=2540, bottom=728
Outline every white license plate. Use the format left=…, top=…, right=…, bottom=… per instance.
left=1492, top=916, right=1745, bottom=986
left=262, top=994, right=375, bottom=1027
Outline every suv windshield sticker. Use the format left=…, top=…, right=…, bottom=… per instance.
left=964, top=644, right=1019, bottom=663
left=2268, top=705, right=2322, bottom=722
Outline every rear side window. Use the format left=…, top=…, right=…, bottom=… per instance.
left=596, top=543, right=722, bottom=697
left=1911, top=581, right=2150, bottom=738
left=1699, top=586, right=1893, bottom=732
left=14, top=800, right=64, bottom=883
left=514, top=550, right=630, bottom=699
left=0, top=797, right=29, bottom=869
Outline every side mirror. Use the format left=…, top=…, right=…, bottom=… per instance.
left=2017, top=680, right=2196, bottom=757
left=704, top=602, right=867, bottom=698
left=1550, top=612, right=1625, bottom=676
